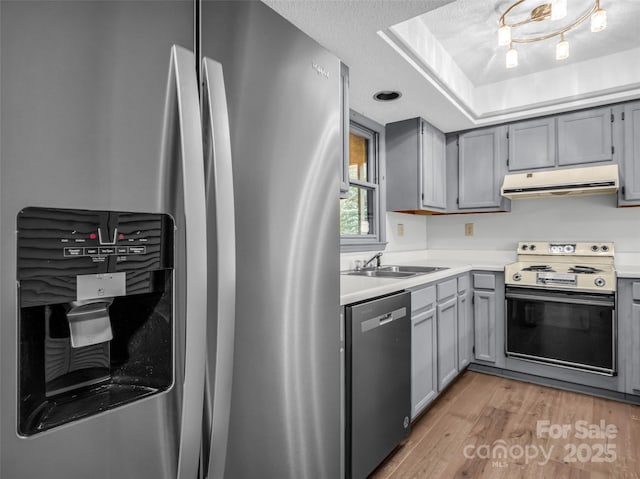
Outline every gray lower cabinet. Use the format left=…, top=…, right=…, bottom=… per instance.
left=410, top=273, right=473, bottom=419
left=457, top=126, right=510, bottom=212
left=473, top=289, right=496, bottom=363
left=472, top=271, right=506, bottom=368
left=410, top=284, right=437, bottom=419
left=457, top=274, right=473, bottom=369
left=618, top=279, right=640, bottom=395
left=436, top=279, right=458, bottom=391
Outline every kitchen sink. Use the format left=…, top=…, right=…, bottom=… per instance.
left=379, top=265, right=448, bottom=274
left=343, top=265, right=448, bottom=278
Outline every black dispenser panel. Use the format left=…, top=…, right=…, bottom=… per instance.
left=17, top=207, right=174, bottom=436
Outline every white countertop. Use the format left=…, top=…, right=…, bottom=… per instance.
left=340, top=250, right=640, bottom=305
left=615, top=253, right=640, bottom=278
left=340, top=250, right=512, bottom=305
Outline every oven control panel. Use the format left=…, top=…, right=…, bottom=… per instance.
left=549, top=243, right=576, bottom=254
left=517, top=242, right=614, bottom=256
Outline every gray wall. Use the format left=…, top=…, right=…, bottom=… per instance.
left=426, top=195, right=640, bottom=252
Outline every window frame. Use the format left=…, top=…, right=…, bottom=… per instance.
left=340, top=111, right=387, bottom=252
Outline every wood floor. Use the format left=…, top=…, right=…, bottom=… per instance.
left=370, top=371, right=640, bottom=479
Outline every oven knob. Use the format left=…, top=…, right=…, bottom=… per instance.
left=530, top=245, right=536, bottom=251
left=594, top=277, right=606, bottom=287
left=591, top=245, right=599, bottom=252
left=601, top=245, right=609, bottom=252
left=522, top=244, right=528, bottom=251
left=513, top=273, right=522, bottom=281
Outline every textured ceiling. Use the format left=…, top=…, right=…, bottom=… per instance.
left=421, top=0, right=640, bottom=86
left=262, top=0, right=640, bottom=132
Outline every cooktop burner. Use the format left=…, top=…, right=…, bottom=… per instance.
left=569, top=265, right=604, bottom=274
left=522, top=265, right=555, bottom=272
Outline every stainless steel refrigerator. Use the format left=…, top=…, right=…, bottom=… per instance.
left=0, top=1, right=341, bottom=478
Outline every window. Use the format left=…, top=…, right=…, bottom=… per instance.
left=340, top=112, right=386, bottom=251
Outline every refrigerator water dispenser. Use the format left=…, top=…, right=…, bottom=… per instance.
left=17, top=207, right=174, bottom=436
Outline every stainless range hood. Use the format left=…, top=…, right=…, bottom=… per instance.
left=501, top=164, right=619, bottom=199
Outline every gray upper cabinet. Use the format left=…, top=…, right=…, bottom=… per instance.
left=458, top=126, right=508, bottom=210
left=557, top=107, right=613, bottom=166
left=422, top=122, right=447, bottom=210
left=506, top=106, right=614, bottom=172
left=621, top=100, right=640, bottom=202
left=507, top=117, right=556, bottom=171
left=386, top=118, right=447, bottom=213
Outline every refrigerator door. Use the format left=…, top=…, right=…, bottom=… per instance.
left=200, top=58, right=236, bottom=479
left=200, top=2, right=341, bottom=478
left=161, top=45, right=209, bottom=479
left=1, top=2, right=206, bottom=478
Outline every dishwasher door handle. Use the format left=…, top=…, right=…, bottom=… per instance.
left=361, top=307, right=407, bottom=333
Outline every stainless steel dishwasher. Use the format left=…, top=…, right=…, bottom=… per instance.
left=345, top=291, right=411, bottom=479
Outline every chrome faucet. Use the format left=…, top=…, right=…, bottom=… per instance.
left=362, top=252, right=383, bottom=269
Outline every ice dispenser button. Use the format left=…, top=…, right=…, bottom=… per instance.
left=97, top=227, right=118, bottom=245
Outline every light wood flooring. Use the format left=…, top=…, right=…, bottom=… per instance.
left=370, top=371, right=640, bottom=479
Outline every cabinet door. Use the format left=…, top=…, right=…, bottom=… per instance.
left=629, top=303, right=640, bottom=394
left=557, top=107, right=612, bottom=166
left=458, top=127, right=504, bottom=209
left=421, top=121, right=446, bottom=210
left=474, top=290, right=497, bottom=363
left=457, top=291, right=473, bottom=370
left=411, top=308, right=437, bottom=419
left=508, top=117, right=556, bottom=171
left=437, top=297, right=458, bottom=391
left=623, top=101, right=640, bottom=201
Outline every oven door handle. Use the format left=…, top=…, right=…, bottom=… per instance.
left=505, top=292, right=614, bottom=308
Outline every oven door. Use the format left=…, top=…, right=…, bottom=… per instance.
left=506, top=286, right=616, bottom=375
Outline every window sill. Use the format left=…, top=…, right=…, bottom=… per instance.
left=340, top=241, right=388, bottom=253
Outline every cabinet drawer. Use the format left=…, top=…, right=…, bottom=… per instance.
left=473, top=273, right=496, bottom=290
left=457, top=275, right=469, bottom=294
left=437, top=278, right=457, bottom=302
left=633, top=282, right=640, bottom=301
left=412, top=285, right=436, bottom=312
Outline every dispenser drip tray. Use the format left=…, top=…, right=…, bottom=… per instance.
left=24, top=382, right=159, bottom=435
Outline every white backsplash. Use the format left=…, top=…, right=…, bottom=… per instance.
left=341, top=194, right=640, bottom=270
left=426, top=194, right=640, bottom=252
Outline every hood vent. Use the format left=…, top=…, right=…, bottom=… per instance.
left=501, top=164, right=619, bottom=199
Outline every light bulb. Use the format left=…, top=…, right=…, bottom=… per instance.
left=506, top=46, right=518, bottom=69
left=556, top=35, right=569, bottom=60
left=551, top=0, right=567, bottom=20
left=591, top=7, right=607, bottom=32
left=498, top=24, right=511, bottom=46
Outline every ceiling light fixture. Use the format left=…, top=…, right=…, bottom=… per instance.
left=506, top=44, right=519, bottom=68
left=498, top=0, right=607, bottom=68
left=556, top=33, right=570, bottom=60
